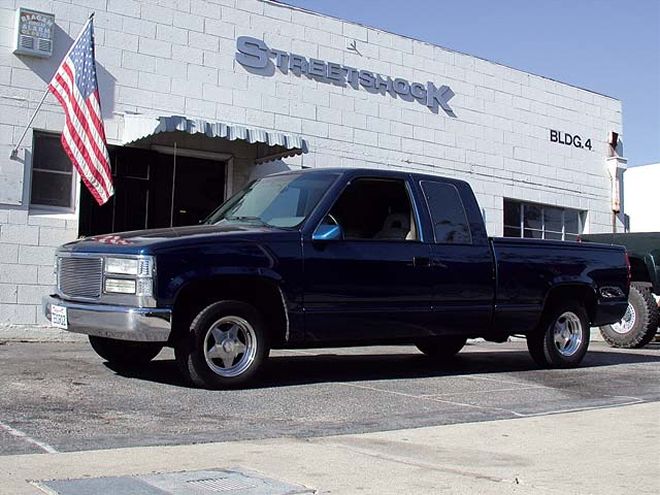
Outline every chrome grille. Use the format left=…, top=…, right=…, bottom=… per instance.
left=58, top=256, right=103, bottom=299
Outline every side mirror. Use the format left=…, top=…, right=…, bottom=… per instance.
left=312, top=224, right=343, bottom=241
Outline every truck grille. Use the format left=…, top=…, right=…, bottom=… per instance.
left=58, top=256, right=103, bottom=299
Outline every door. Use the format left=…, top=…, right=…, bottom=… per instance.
left=79, top=149, right=226, bottom=237
left=149, top=153, right=226, bottom=228
left=302, top=177, right=434, bottom=343
left=419, top=180, right=495, bottom=335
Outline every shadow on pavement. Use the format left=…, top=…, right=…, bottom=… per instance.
left=104, top=346, right=660, bottom=389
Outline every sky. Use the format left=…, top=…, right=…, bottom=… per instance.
left=283, top=0, right=660, bottom=167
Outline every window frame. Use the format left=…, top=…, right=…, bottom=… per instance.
left=503, top=198, right=585, bottom=241
left=29, top=131, right=78, bottom=213
left=318, top=176, right=424, bottom=243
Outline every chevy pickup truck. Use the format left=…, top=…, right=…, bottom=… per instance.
left=581, top=232, right=660, bottom=348
left=44, top=168, right=630, bottom=388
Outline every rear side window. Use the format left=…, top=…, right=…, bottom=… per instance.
left=420, top=181, right=472, bottom=244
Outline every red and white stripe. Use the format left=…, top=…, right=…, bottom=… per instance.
left=47, top=42, right=113, bottom=205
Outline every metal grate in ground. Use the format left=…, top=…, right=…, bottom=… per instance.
left=34, top=468, right=314, bottom=495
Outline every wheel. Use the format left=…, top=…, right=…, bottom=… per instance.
left=527, top=303, right=590, bottom=368
left=599, top=283, right=658, bottom=349
left=174, top=300, right=269, bottom=389
left=88, top=335, right=163, bottom=366
left=416, top=336, right=467, bottom=359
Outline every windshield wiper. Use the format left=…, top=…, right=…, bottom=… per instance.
left=223, top=215, right=267, bottom=225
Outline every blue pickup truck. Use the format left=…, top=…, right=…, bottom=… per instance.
left=44, top=168, right=630, bottom=388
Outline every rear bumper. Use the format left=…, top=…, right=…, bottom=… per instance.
left=43, top=295, right=172, bottom=342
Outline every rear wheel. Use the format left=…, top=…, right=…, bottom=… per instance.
left=88, top=336, right=163, bottom=366
left=599, top=283, right=658, bottom=349
left=527, top=303, right=590, bottom=368
left=416, top=336, right=467, bottom=359
left=175, top=300, right=269, bottom=389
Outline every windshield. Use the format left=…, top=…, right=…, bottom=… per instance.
left=205, top=172, right=338, bottom=228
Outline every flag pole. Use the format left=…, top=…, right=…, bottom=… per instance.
left=9, top=12, right=95, bottom=161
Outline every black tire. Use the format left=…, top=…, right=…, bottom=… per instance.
left=174, top=300, right=269, bottom=389
left=599, top=283, right=658, bottom=349
left=88, top=335, right=163, bottom=365
left=416, top=336, right=467, bottom=359
left=527, top=303, right=590, bottom=368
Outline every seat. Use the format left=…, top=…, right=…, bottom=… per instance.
left=374, top=213, right=411, bottom=240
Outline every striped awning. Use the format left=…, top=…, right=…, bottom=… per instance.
left=122, top=115, right=308, bottom=163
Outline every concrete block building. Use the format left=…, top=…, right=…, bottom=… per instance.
left=0, top=0, right=626, bottom=327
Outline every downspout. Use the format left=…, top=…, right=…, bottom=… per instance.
left=606, top=132, right=627, bottom=233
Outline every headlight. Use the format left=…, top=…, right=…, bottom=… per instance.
left=105, top=278, right=136, bottom=294
left=105, top=257, right=153, bottom=276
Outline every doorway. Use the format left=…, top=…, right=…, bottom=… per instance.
left=79, top=147, right=227, bottom=237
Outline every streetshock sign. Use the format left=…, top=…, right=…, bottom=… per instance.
left=235, top=36, right=455, bottom=116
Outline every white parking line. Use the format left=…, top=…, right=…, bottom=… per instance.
left=0, top=420, right=58, bottom=454
left=336, top=382, right=648, bottom=419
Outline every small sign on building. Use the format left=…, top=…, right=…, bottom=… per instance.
left=13, top=7, right=55, bottom=58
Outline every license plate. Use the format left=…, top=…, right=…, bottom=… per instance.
left=50, top=305, right=68, bottom=329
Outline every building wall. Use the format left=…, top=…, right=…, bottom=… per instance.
left=0, top=0, right=623, bottom=326
left=624, top=163, right=660, bottom=232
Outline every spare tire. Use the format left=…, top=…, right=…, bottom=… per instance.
left=599, top=283, right=658, bottom=348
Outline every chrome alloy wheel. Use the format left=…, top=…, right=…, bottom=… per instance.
left=610, top=303, right=636, bottom=335
left=552, top=311, right=584, bottom=357
left=203, top=316, right=257, bottom=378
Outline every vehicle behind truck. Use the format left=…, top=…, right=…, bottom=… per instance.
left=581, top=232, right=660, bottom=348
left=44, top=169, right=630, bottom=388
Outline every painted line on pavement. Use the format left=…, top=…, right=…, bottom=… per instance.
left=0, top=420, right=58, bottom=454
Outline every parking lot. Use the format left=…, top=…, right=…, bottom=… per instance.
left=1, top=339, right=659, bottom=457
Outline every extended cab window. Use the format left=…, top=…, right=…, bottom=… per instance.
left=327, top=178, right=418, bottom=241
left=421, top=181, right=472, bottom=244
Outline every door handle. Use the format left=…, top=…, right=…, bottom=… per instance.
left=412, top=256, right=430, bottom=267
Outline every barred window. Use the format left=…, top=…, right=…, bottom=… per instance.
left=30, top=132, right=74, bottom=209
left=503, top=199, right=585, bottom=241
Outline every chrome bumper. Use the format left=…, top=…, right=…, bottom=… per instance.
left=43, top=295, right=172, bottom=342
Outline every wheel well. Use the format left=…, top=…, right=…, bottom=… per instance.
left=542, top=285, right=597, bottom=323
left=629, top=256, right=651, bottom=284
left=169, top=276, right=288, bottom=346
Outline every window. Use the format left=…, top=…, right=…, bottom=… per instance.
left=327, top=178, right=418, bottom=241
left=30, top=132, right=74, bottom=209
left=206, top=172, right=337, bottom=228
left=420, top=181, right=471, bottom=244
left=503, top=199, right=585, bottom=241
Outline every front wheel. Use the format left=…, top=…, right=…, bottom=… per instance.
left=88, top=335, right=163, bottom=366
left=527, top=303, right=590, bottom=368
left=175, top=301, right=269, bottom=389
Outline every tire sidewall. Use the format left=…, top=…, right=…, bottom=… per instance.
left=542, top=304, right=590, bottom=368
left=180, top=300, right=268, bottom=389
left=599, top=284, right=657, bottom=348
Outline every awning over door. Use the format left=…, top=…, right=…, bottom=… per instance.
left=122, top=115, right=308, bottom=164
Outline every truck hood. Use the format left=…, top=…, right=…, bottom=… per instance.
left=60, top=224, right=293, bottom=254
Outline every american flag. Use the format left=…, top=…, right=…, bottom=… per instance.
left=48, top=17, right=113, bottom=206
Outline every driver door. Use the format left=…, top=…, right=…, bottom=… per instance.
left=302, top=176, right=433, bottom=343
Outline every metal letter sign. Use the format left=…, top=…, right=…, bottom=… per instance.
left=235, top=36, right=455, bottom=116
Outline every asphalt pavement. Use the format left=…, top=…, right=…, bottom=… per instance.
left=1, top=339, right=659, bottom=457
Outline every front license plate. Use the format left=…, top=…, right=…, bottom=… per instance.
left=50, top=305, right=68, bottom=329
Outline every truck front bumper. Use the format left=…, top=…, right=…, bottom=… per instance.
left=43, top=295, right=172, bottom=342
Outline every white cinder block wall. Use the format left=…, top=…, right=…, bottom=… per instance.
left=0, top=0, right=623, bottom=326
